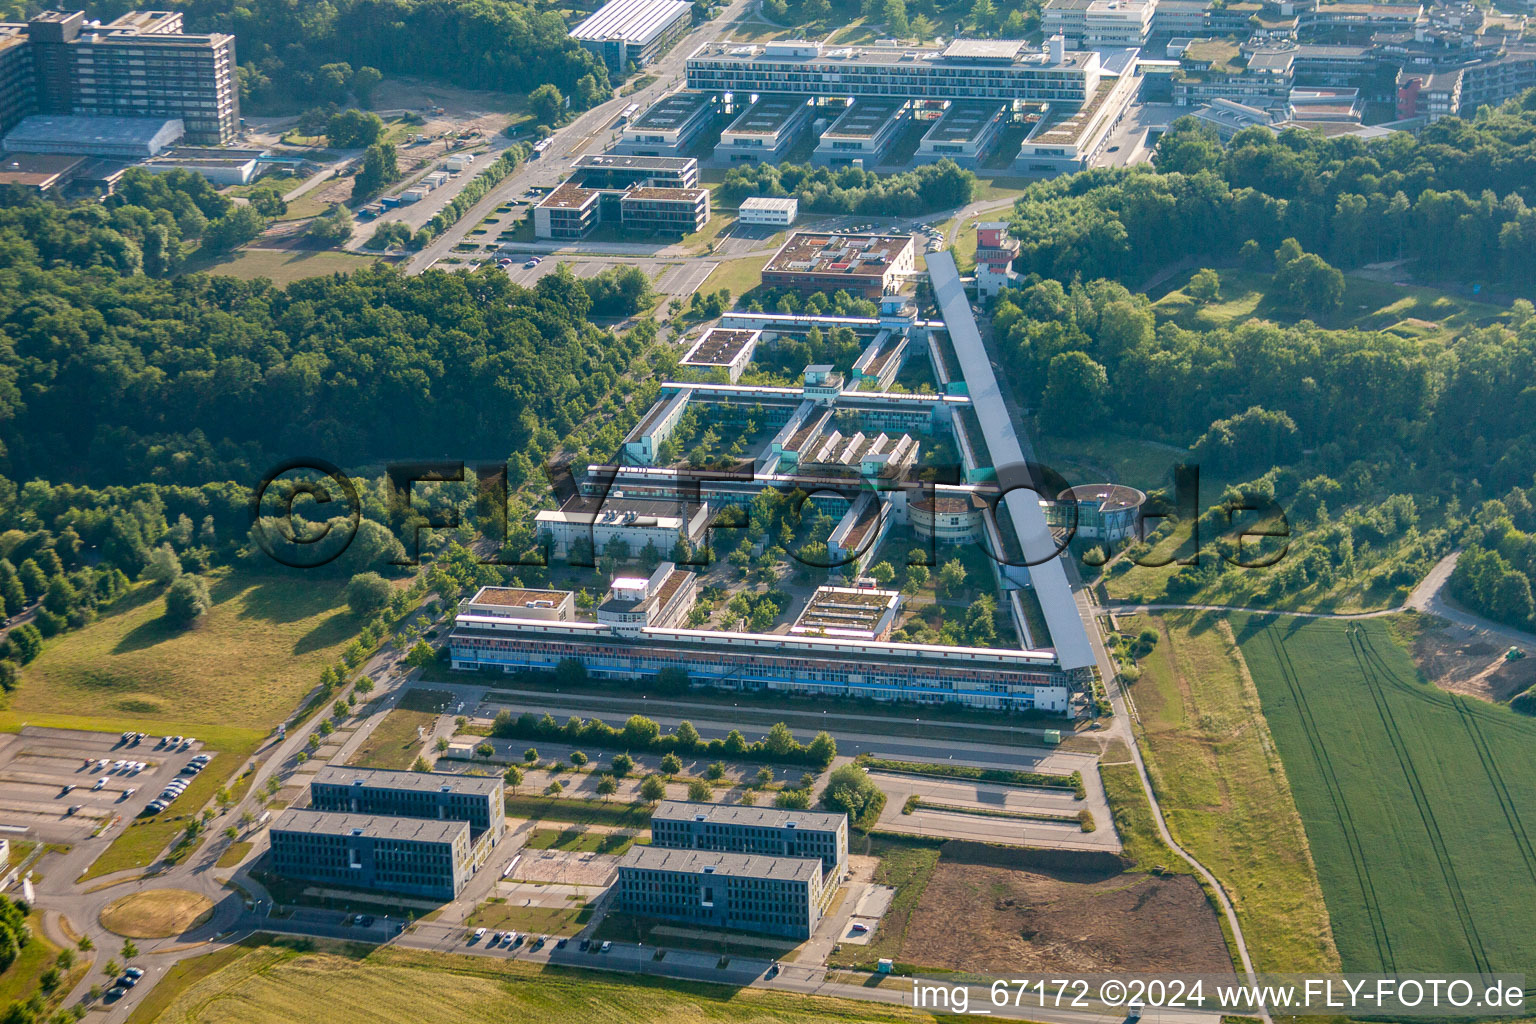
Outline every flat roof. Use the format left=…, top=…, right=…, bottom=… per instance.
left=941, top=38, right=1028, bottom=60
left=928, top=250, right=1094, bottom=672
left=1058, top=483, right=1145, bottom=511
left=575, top=152, right=696, bottom=172
left=311, top=765, right=503, bottom=796
left=539, top=182, right=599, bottom=209
left=555, top=493, right=703, bottom=518
left=619, top=845, right=822, bottom=882
left=622, top=185, right=707, bottom=201
left=793, top=585, right=900, bottom=635
left=821, top=97, right=907, bottom=139
left=923, top=100, right=1005, bottom=143
left=469, top=586, right=572, bottom=608
left=689, top=39, right=1096, bottom=71
left=682, top=327, right=759, bottom=365
left=1315, top=1, right=1422, bottom=14
left=724, top=93, right=807, bottom=136
left=570, top=0, right=693, bottom=44
left=740, top=196, right=797, bottom=212
left=0, top=152, right=84, bottom=187
left=3, top=114, right=181, bottom=148
left=631, top=90, right=715, bottom=130
left=764, top=231, right=911, bottom=279
left=273, top=808, right=469, bottom=845
left=654, top=799, right=846, bottom=832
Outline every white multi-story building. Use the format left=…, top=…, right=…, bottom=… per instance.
left=737, top=196, right=797, bottom=226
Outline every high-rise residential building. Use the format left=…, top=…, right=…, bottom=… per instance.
left=0, top=10, right=238, bottom=146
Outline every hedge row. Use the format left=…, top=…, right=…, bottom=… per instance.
left=859, top=756, right=1086, bottom=799
left=489, top=710, right=837, bottom=770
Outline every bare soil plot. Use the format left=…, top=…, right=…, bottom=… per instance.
left=902, top=844, right=1230, bottom=974
left=1396, top=614, right=1536, bottom=703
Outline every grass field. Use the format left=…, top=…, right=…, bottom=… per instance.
left=466, top=900, right=593, bottom=936
left=1235, top=614, right=1536, bottom=974
left=100, top=888, right=215, bottom=938
left=0, top=911, right=65, bottom=1007
left=523, top=827, right=635, bottom=856
left=347, top=708, right=436, bottom=770
left=216, top=841, right=253, bottom=869
left=19, top=569, right=363, bottom=732
left=184, top=248, right=381, bottom=285
left=1152, top=267, right=1513, bottom=342
left=1129, top=612, right=1339, bottom=972
left=828, top=835, right=941, bottom=969
left=132, top=942, right=946, bottom=1024
left=503, top=794, right=654, bottom=829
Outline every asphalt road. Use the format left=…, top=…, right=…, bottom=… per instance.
left=401, top=0, right=755, bottom=275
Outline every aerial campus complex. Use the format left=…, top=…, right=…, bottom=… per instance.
left=448, top=244, right=1122, bottom=714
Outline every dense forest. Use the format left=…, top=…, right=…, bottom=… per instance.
left=1007, top=91, right=1536, bottom=290
left=82, top=0, right=612, bottom=111
left=0, top=184, right=652, bottom=485
left=720, top=160, right=976, bottom=217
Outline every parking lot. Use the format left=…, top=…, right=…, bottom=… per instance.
left=867, top=770, right=1121, bottom=853
left=0, top=727, right=206, bottom=842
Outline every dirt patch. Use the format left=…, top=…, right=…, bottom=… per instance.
left=904, top=845, right=1229, bottom=973
left=511, top=848, right=618, bottom=887
left=1401, top=615, right=1536, bottom=703
left=100, top=888, right=215, bottom=938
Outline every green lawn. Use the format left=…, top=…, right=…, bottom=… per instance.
left=183, top=248, right=381, bottom=285
left=18, top=569, right=363, bottom=732
left=523, top=827, right=636, bottom=856
left=346, top=708, right=437, bottom=770
left=1129, top=612, right=1339, bottom=972
left=129, top=942, right=947, bottom=1024
left=465, top=900, right=593, bottom=936
left=1236, top=614, right=1536, bottom=974
left=503, top=794, right=654, bottom=829
left=0, top=912, right=66, bottom=1007
left=1153, top=266, right=1513, bottom=342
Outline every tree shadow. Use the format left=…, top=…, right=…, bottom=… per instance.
left=112, top=610, right=183, bottom=654
left=293, top=610, right=362, bottom=655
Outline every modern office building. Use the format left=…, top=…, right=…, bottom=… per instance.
left=737, top=195, right=797, bottom=226
left=569, top=0, right=694, bottom=72
left=915, top=100, right=1007, bottom=167
left=464, top=586, right=576, bottom=621
left=571, top=152, right=699, bottom=189
left=1, top=112, right=181, bottom=155
left=1047, top=484, right=1147, bottom=542
left=613, top=846, right=830, bottom=939
left=619, top=184, right=710, bottom=235
left=269, top=810, right=474, bottom=901
left=761, top=232, right=916, bottom=297
left=616, top=90, right=717, bottom=155
left=909, top=492, right=988, bottom=543
left=790, top=585, right=902, bottom=642
left=0, top=10, right=238, bottom=145
left=536, top=154, right=707, bottom=239
left=532, top=182, right=601, bottom=239
left=595, top=562, right=698, bottom=633
left=1171, top=38, right=1294, bottom=106
left=651, top=801, right=850, bottom=877
left=716, top=92, right=813, bottom=163
left=686, top=37, right=1102, bottom=105
left=308, top=765, right=506, bottom=844
left=533, top=493, right=713, bottom=558
left=812, top=96, right=908, bottom=167
left=680, top=327, right=761, bottom=382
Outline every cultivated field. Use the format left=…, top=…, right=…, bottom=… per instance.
left=1129, top=612, right=1340, bottom=972
left=18, top=570, right=362, bottom=732
left=1236, top=614, right=1536, bottom=973
left=130, top=943, right=946, bottom=1024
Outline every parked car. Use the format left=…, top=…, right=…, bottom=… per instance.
left=66, top=805, right=82, bottom=816
left=120, top=788, right=135, bottom=800
left=471, top=928, right=486, bottom=943
left=124, top=968, right=144, bottom=980
left=600, top=941, right=611, bottom=952
left=92, top=777, right=108, bottom=790
left=60, top=784, right=74, bottom=795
